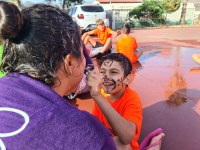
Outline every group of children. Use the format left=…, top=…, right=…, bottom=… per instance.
left=82, top=19, right=142, bottom=63
left=81, top=19, right=164, bottom=150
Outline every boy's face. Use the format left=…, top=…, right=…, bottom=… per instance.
left=97, top=24, right=106, bottom=31
left=100, top=60, right=128, bottom=94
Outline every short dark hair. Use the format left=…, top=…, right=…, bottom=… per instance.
left=101, top=53, right=132, bottom=77
left=0, top=2, right=82, bottom=86
left=121, top=24, right=130, bottom=34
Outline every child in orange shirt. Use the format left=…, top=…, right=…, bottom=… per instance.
left=82, top=19, right=119, bottom=58
left=86, top=53, right=142, bottom=150
left=116, top=24, right=143, bottom=63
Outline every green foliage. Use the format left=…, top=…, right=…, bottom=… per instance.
left=164, top=0, right=181, bottom=13
left=129, top=21, right=158, bottom=28
left=129, top=0, right=167, bottom=23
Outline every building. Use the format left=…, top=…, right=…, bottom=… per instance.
left=97, top=0, right=142, bottom=10
left=96, top=0, right=142, bottom=29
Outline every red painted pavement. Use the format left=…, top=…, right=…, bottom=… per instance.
left=77, top=26, right=200, bottom=150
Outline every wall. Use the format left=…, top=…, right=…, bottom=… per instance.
left=100, top=2, right=200, bottom=29
left=100, top=3, right=141, bottom=29
left=166, top=3, right=196, bottom=23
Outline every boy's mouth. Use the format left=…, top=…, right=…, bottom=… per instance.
left=102, top=79, right=116, bottom=91
left=103, top=81, right=114, bottom=86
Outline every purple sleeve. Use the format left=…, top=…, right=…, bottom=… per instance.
left=101, top=136, right=117, bottom=150
left=83, top=44, right=93, bottom=65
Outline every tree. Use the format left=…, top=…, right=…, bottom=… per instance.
left=46, top=0, right=83, bottom=10
left=164, top=0, right=181, bottom=13
left=129, top=0, right=167, bottom=23
left=179, top=0, right=188, bottom=24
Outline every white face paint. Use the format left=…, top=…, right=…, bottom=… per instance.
left=0, top=107, right=30, bottom=150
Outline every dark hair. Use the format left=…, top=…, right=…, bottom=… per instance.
left=0, top=2, right=82, bottom=86
left=121, top=23, right=130, bottom=34
left=101, top=53, right=132, bottom=77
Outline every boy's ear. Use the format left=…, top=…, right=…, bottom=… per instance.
left=125, top=74, right=134, bottom=85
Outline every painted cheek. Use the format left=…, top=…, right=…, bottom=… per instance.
left=115, top=78, right=124, bottom=87
left=102, top=75, right=114, bottom=82
left=116, top=79, right=121, bottom=87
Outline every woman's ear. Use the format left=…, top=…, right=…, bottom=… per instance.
left=64, top=54, right=73, bottom=74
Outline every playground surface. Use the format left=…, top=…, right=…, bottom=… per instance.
left=0, top=25, right=199, bottom=149
left=77, top=26, right=200, bottom=150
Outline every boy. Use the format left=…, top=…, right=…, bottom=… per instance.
left=82, top=19, right=119, bottom=58
left=86, top=53, right=142, bottom=150
left=116, top=24, right=143, bottom=63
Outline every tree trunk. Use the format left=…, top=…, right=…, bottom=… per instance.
left=62, top=0, right=67, bottom=10
left=179, top=0, right=187, bottom=24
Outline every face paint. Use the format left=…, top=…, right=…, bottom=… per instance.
left=101, top=60, right=127, bottom=94
left=102, top=75, right=125, bottom=93
left=102, top=59, right=113, bottom=67
left=116, top=78, right=124, bottom=87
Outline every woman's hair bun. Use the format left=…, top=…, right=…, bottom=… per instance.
left=0, top=1, right=23, bottom=40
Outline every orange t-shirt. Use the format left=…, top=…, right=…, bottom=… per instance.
left=93, top=27, right=112, bottom=45
left=92, top=87, right=142, bottom=150
left=116, top=36, right=138, bottom=63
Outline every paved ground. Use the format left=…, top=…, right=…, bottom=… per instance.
left=133, top=25, right=200, bottom=48
left=133, top=26, right=200, bottom=150
left=77, top=25, right=200, bottom=150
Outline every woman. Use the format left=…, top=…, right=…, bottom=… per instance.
left=0, top=2, right=116, bottom=149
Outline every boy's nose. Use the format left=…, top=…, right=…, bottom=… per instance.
left=103, top=73, right=110, bottom=79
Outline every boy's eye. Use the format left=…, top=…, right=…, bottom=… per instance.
left=111, top=71, right=118, bottom=74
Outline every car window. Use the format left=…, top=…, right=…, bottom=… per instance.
left=68, top=8, right=73, bottom=15
left=72, top=7, right=77, bottom=15
left=81, top=6, right=104, bottom=12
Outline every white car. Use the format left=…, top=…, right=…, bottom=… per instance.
left=68, top=4, right=110, bottom=33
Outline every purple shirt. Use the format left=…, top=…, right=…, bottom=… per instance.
left=0, top=73, right=116, bottom=150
